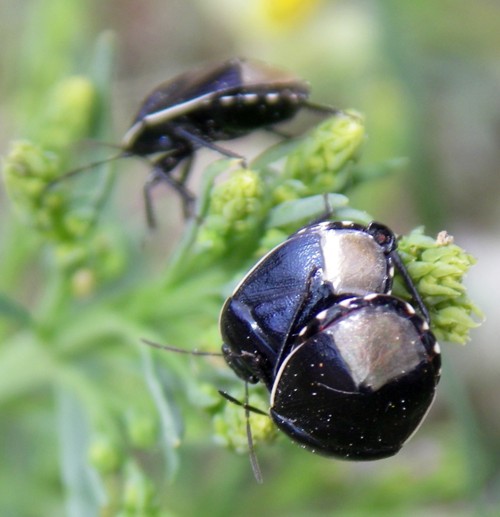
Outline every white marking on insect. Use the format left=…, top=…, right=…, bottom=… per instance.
left=122, top=92, right=217, bottom=146
left=219, top=95, right=235, bottom=106
left=265, top=92, right=280, bottom=104
left=404, top=302, right=416, bottom=315
left=242, top=93, right=259, bottom=104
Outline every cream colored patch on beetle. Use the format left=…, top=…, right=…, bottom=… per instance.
left=330, top=307, right=426, bottom=390
left=321, top=231, right=388, bottom=296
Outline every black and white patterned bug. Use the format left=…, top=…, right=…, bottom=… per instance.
left=220, top=220, right=428, bottom=389
left=219, top=221, right=439, bottom=461
left=60, top=57, right=335, bottom=225
left=123, top=57, right=336, bottom=223
left=147, top=220, right=439, bottom=476
left=269, top=294, right=440, bottom=459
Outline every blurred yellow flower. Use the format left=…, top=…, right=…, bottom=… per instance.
left=257, top=0, right=324, bottom=29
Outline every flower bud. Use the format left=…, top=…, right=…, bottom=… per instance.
left=39, top=76, right=97, bottom=151
left=126, top=411, right=159, bottom=449
left=88, top=435, right=123, bottom=474
left=122, top=462, right=157, bottom=514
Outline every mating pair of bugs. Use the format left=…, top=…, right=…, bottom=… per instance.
left=75, top=57, right=440, bottom=477
left=148, top=219, right=440, bottom=482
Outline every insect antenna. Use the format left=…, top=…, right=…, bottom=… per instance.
left=218, top=387, right=265, bottom=484
left=47, top=151, right=128, bottom=188
left=141, top=339, right=223, bottom=357
left=217, top=390, right=267, bottom=416
left=143, top=339, right=265, bottom=482
left=244, top=382, right=264, bottom=484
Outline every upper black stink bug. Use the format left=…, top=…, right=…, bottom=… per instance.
left=269, top=294, right=441, bottom=459
left=220, top=220, right=427, bottom=389
left=123, top=57, right=313, bottom=157
left=61, top=57, right=334, bottom=225
left=123, top=57, right=336, bottom=223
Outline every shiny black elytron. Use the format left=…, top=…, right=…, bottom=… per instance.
left=220, top=221, right=441, bottom=460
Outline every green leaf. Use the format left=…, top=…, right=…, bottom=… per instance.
left=266, top=193, right=348, bottom=229
left=57, top=387, right=105, bottom=517
left=0, top=294, right=32, bottom=327
left=140, top=347, right=180, bottom=480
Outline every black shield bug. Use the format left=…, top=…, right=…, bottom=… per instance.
left=220, top=220, right=428, bottom=390
left=59, top=58, right=335, bottom=225
left=269, top=294, right=440, bottom=459
left=146, top=220, right=438, bottom=477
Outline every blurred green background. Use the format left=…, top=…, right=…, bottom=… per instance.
left=1, top=0, right=499, bottom=516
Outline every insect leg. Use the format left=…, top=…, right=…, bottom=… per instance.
left=391, top=251, right=431, bottom=323
left=303, top=102, right=343, bottom=116
left=172, top=127, right=247, bottom=166
left=217, top=386, right=265, bottom=483
left=144, top=151, right=196, bottom=225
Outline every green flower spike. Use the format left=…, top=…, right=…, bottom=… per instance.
left=395, top=228, right=483, bottom=344
left=279, top=110, right=365, bottom=201
left=2, top=141, right=63, bottom=230
left=198, top=167, right=268, bottom=258
left=38, top=75, right=97, bottom=151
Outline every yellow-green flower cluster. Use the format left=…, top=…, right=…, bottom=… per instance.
left=3, top=141, right=125, bottom=297
left=37, top=75, right=97, bottom=151
left=192, top=113, right=367, bottom=265
left=122, top=462, right=159, bottom=516
left=213, top=388, right=278, bottom=454
left=126, top=410, right=159, bottom=449
left=277, top=110, right=365, bottom=203
left=394, top=228, right=483, bottom=344
left=88, top=434, right=123, bottom=474
left=198, top=168, right=268, bottom=257
left=55, top=230, right=126, bottom=296
left=89, top=438, right=159, bottom=515
left=3, top=75, right=98, bottom=238
left=1, top=76, right=124, bottom=297
left=2, top=140, right=93, bottom=239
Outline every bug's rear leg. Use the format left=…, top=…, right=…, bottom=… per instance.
left=144, top=151, right=196, bottom=227
left=172, top=127, right=247, bottom=169
left=303, top=102, right=342, bottom=116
